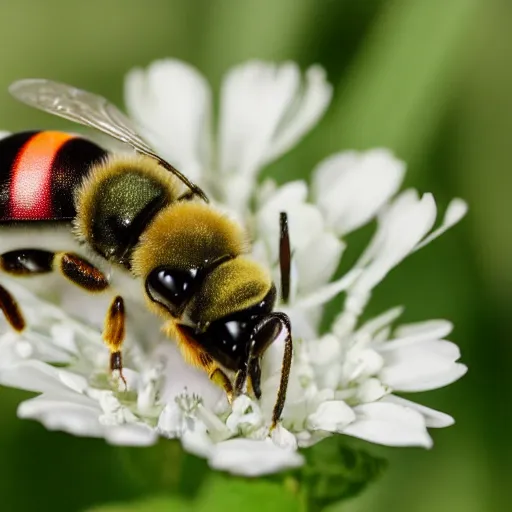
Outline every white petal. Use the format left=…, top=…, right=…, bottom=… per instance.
left=306, top=400, right=355, bottom=432
left=226, top=396, right=263, bottom=434
left=383, top=395, right=454, bottom=428
left=355, top=378, right=391, bottom=403
left=181, top=423, right=215, bottom=459
left=295, top=232, right=344, bottom=293
left=125, top=59, right=211, bottom=182
left=0, top=360, right=84, bottom=395
left=343, top=402, right=432, bottom=448
left=312, top=149, right=405, bottom=235
left=219, top=62, right=331, bottom=178
left=295, top=268, right=362, bottom=310
left=257, top=181, right=324, bottom=263
left=208, top=438, right=304, bottom=476
left=105, top=424, right=158, bottom=446
left=155, top=343, right=224, bottom=410
left=307, top=334, right=342, bottom=366
left=157, top=403, right=183, bottom=438
left=264, top=65, right=332, bottom=163
left=271, top=424, right=298, bottom=451
left=18, top=396, right=104, bottom=437
left=356, top=306, right=404, bottom=338
left=390, top=319, right=453, bottom=345
left=379, top=340, right=467, bottom=391
left=415, top=198, right=468, bottom=250
left=351, top=191, right=437, bottom=294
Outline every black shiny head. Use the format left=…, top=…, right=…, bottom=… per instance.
left=145, top=266, right=200, bottom=316
left=90, top=170, right=169, bottom=264
left=180, top=285, right=276, bottom=371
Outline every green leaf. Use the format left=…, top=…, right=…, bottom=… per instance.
left=194, top=476, right=300, bottom=512
left=87, top=476, right=300, bottom=512
left=87, top=495, right=192, bottom=512
left=114, top=439, right=210, bottom=497
left=299, top=437, right=387, bottom=510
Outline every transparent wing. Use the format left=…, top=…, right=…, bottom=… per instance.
left=9, top=79, right=208, bottom=202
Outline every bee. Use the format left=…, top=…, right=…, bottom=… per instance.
left=0, top=79, right=293, bottom=427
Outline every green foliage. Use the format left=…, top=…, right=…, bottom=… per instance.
left=195, top=476, right=300, bottom=512
left=297, top=437, right=387, bottom=510
left=87, top=476, right=301, bottom=512
left=88, top=496, right=191, bottom=512
left=115, top=440, right=210, bottom=497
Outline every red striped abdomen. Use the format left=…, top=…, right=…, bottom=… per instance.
left=0, top=131, right=107, bottom=222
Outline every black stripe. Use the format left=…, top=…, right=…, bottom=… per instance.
left=0, top=131, right=39, bottom=218
left=51, top=137, right=107, bottom=219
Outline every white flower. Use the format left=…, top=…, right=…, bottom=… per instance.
left=0, top=59, right=467, bottom=476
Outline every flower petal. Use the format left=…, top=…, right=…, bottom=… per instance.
left=257, top=183, right=325, bottom=267
left=306, top=400, right=355, bottom=432
left=18, top=396, right=104, bottom=437
left=263, top=65, right=332, bottom=163
left=356, top=306, right=404, bottom=337
left=125, top=59, right=211, bottom=182
left=390, top=319, right=453, bottom=345
left=218, top=62, right=330, bottom=211
left=312, top=149, right=405, bottom=235
left=383, top=395, right=454, bottom=428
left=415, top=198, right=468, bottom=250
left=219, top=62, right=330, bottom=176
left=155, top=343, right=224, bottom=410
left=0, top=360, right=86, bottom=395
left=343, top=402, right=432, bottom=448
left=105, top=424, right=158, bottom=446
left=351, top=190, right=437, bottom=294
left=208, top=438, right=304, bottom=476
left=295, top=232, right=344, bottom=293
left=379, top=340, right=467, bottom=391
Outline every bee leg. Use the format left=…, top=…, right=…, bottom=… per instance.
left=54, top=252, right=109, bottom=292
left=279, top=212, right=291, bottom=304
left=103, top=296, right=127, bottom=388
left=0, top=249, right=54, bottom=332
left=0, top=284, right=25, bottom=332
left=198, top=353, right=234, bottom=403
left=249, top=312, right=293, bottom=429
left=248, top=358, right=262, bottom=399
left=0, top=249, right=109, bottom=293
left=233, top=361, right=249, bottom=399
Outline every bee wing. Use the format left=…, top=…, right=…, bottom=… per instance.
left=9, top=79, right=208, bottom=202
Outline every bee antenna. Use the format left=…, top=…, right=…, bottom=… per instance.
left=156, top=158, right=209, bottom=203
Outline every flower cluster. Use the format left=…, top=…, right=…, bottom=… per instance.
left=0, top=60, right=467, bottom=476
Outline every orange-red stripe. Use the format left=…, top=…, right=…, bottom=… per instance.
left=9, top=131, right=76, bottom=219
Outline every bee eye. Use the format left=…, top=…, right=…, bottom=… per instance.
left=145, top=266, right=198, bottom=315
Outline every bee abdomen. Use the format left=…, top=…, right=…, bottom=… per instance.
left=0, top=130, right=107, bottom=222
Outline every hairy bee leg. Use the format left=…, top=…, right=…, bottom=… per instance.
left=233, top=364, right=249, bottom=398
left=0, top=249, right=109, bottom=293
left=0, top=248, right=108, bottom=333
left=0, top=284, right=25, bottom=332
left=54, top=252, right=109, bottom=292
left=279, top=212, right=291, bottom=304
left=0, top=249, right=55, bottom=275
left=198, top=353, right=234, bottom=403
left=249, top=312, right=293, bottom=429
left=103, top=296, right=127, bottom=388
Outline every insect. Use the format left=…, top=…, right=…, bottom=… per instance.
left=0, top=79, right=293, bottom=427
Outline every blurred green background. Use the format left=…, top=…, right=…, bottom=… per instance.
left=0, top=0, right=509, bottom=510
